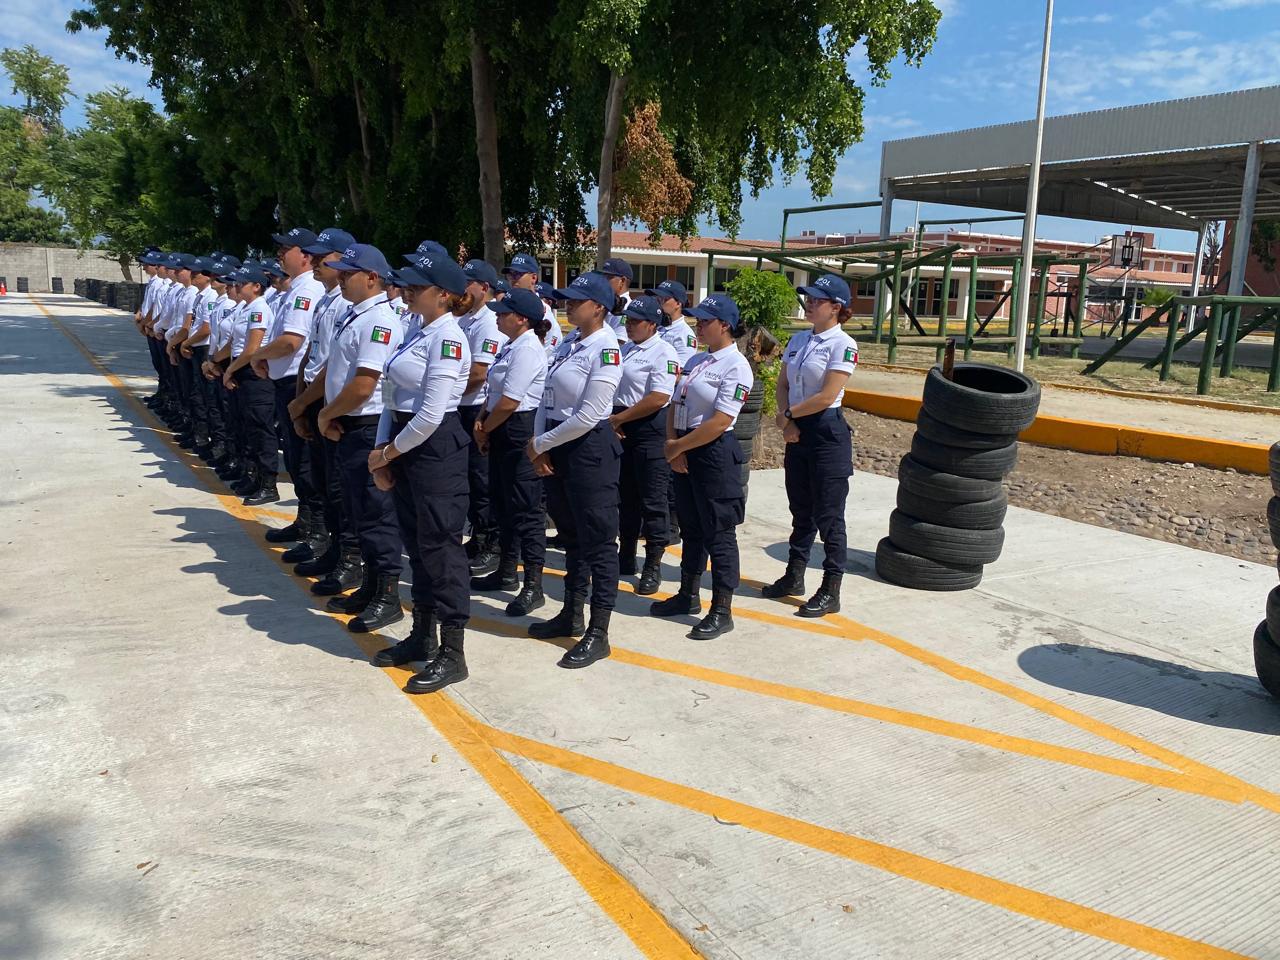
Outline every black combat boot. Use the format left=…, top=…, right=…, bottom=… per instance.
left=558, top=608, right=612, bottom=669
left=649, top=570, right=700, bottom=617
left=372, top=606, right=438, bottom=667
left=283, top=516, right=329, bottom=564
left=348, top=572, right=405, bottom=633
left=295, top=534, right=340, bottom=578
left=469, top=534, right=500, bottom=576
left=325, top=562, right=375, bottom=612
left=760, top=558, right=806, bottom=599
left=231, top=466, right=259, bottom=496
left=471, top=550, right=518, bottom=591
left=505, top=564, right=545, bottom=616
left=688, top=589, right=734, bottom=640
left=528, top=597, right=585, bottom=639
left=266, top=505, right=309, bottom=543
left=405, top=625, right=468, bottom=693
left=797, top=572, right=842, bottom=618
left=207, top=442, right=228, bottom=467
left=636, top=549, right=664, bottom=596
left=243, top=478, right=279, bottom=507
left=312, top=546, right=363, bottom=595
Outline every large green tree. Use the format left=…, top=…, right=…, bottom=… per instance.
left=0, top=45, right=69, bottom=243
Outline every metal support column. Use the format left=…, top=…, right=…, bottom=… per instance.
left=1182, top=223, right=1206, bottom=333
left=876, top=184, right=895, bottom=345
left=1031, top=266, right=1049, bottom=359
left=1198, top=303, right=1222, bottom=394
left=964, top=260, right=979, bottom=360
left=1072, top=261, right=1088, bottom=358
left=1228, top=141, right=1261, bottom=297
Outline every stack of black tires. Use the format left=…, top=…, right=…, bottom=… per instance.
left=1254, top=443, right=1280, bottom=698
left=876, top=363, right=1041, bottom=591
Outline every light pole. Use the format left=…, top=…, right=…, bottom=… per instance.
left=1012, top=0, right=1054, bottom=373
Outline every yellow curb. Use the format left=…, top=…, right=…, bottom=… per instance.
left=841, top=388, right=1271, bottom=475
left=858, top=360, right=1280, bottom=416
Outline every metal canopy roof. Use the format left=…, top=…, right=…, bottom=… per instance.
left=879, top=85, right=1280, bottom=232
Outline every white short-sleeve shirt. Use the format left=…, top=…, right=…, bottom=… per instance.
left=324, top=295, right=403, bottom=415
left=660, top=317, right=700, bottom=366
left=783, top=325, right=857, bottom=410
left=673, top=343, right=754, bottom=431
left=458, top=303, right=507, bottom=406
left=542, top=325, right=622, bottom=422
left=303, top=287, right=349, bottom=383
left=266, top=273, right=326, bottom=379
left=486, top=328, right=546, bottom=413
left=614, top=333, right=679, bottom=409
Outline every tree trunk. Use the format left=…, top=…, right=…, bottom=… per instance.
left=351, top=78, right=373, bottom=205
left=470, top=33, right=504, bottom=268
left=595, top=70, right=630, bottom=268
left=116, top=254, right=134, bottom=283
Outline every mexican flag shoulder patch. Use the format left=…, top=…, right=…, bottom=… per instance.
left=667, top=360, right=679, bottom=375
left=686, top=335, right=697, bottom=347
left=844, top=346, right=857, bottom=363
left=441, top=339, right=463, bottom=360
left=601, top=348, right=621, bottom=366
left=249, top=311, right=262, bottom=323
left=482, top=338, right=499, bottom=355
left=733, top=384, right=749, bottom=402
left=370, top=326, right=392, bottom=344
left=294, top=296, right=311, bottom=310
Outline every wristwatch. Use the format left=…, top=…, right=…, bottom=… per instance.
left=783, top=409, right=793, bottom=421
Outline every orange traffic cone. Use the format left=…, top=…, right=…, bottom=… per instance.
left=0, top=281, right=7, bottom=295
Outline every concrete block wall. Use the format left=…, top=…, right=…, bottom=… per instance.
left=0, top=244, right=138, bottom=292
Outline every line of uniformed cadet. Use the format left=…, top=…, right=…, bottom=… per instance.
left=133, top=230, right=858, bottom=693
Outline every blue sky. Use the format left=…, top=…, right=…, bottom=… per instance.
left=3, top=0, right=1278, bottom=251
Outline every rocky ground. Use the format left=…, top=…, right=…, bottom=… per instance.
left=752, top=411, right=1277, bottom=566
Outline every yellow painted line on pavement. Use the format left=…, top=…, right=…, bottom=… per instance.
left=483, top=725, right=1252, bottom=960
left=35, top=295, right=704, bottom=960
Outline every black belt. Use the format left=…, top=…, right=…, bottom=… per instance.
left=677, top=428, right=735, bottom=439
left=392, top=411, right=414, bottom=425
left=338, top=414, right=382, bottom=427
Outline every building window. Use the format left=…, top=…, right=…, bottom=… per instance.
left=784, top=270, right=795, bottom=285
left=635, top=263, right=668, bottom=290
left=1179, top=263, right=1189, bottom=274
left=673, top=265, right=694, bottom=292
left=713, top=267, right=739, bottom=292
left=855, top=280, right=877, bottom=298
left=975, top=280, right=1002, bottom=302
left=540, top=262, right=554, bottom=284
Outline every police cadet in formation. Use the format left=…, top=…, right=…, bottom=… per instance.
left=136, top=250, right=165, bottom=405
left=286, top=228, right=359, bottom=585
left=471, top=288, right=549, bottom=614
left=366, top=254, right=474, bottom=693
left=599, top=258, right=632, bottom=342
left=534, top=280, right=564, bottom=359
left=190, top=259, right=233, bottom=465
left=158, top=254, right=196, bottom=431
left=456, top=257, right=507, bottom=576
left=221, top=263, right=281, bottom=504
left=140, top=253, right=174, bottom=414
left=210, top=269, right=250, bottom=482
left=172, top=257, right=219, bottom=454
left=761, top=273, right=858, bottom=617
left=316, top=244, right=405, bottom=633
left=610, top=295, right=679, bottom=595
left=652, top=293, right=753, bottom=640
left=526, top=271, right=624, bottom=669
left=648, top=278, right=700, bottom=543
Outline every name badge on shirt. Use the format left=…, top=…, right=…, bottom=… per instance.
left=674, top=400, right=689, bottom=432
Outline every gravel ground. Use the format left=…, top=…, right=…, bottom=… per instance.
left=752, top=411, right=1277, bottom=566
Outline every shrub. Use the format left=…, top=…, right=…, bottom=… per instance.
left=726, top=268, right=797, bottom=341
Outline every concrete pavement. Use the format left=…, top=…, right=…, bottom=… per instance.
left=4, top=293, right=1280, bottom=960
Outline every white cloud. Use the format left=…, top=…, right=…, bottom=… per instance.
left=1205, top=0, right=1280, bottom=8
left=1061, top=14, right=1114, bottom=25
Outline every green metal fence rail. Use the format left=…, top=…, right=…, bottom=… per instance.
left=1083, top=295, right=1280, bottom=394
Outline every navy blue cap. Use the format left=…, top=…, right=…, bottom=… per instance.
left=214, top=255, right=242, bottom=271
left=399, top=254, right=469, bottom=296
left=302, top=227, right=356, bottom=255
left=263, top=259, right=287, bottom=279
left=599, top=258, right=633, bottom=281
left=534, top=281, right=558, bottom=302
left=381, top=269, right=406, bottom=288
left=646, top=279, right=687, bottom=304
left=462, top=259, right=499, bottom=287
left=492, top=288, right=545, bottom=324
left=272, top=226, right=318, bottom=248
left=139, top=250, right=165, bottom=265
left=330, top=243, right=392, bottom=275
left=552, top=271, right=614, bottom=309
left=503, top=252, right=541, bottom=277
left=412, top=239, right=448, bottom=259
left=167, top=253, right=195, bottom=269
left=230, top=264, right=270, bottom=286
left=623, top=295, right=663, bottom=325
left=685, top=293, right=741, bottom=332
left=189, top=256, right=220, bottom=276
left=797, top=273, right=851, bottom=306
left=493, top=278, right=511, bottom=295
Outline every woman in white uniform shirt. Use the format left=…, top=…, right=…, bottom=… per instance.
left=651, top=294, right=753, bottom=641
left=367, top=254, right=474, bottom=694
left=472, top=288, right=549, bottom=616
left=760, top=273, right=857, bottom=617
left=610, top=295, right=679, bottom=596
left=525, top=271, right=623, bottom=670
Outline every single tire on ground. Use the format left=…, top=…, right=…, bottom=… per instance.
left=896, top=487, right=1008, bottom=530
left=897, top=455, right=1003, bottom=504
left=921, top=363, right=1042, bottom=435
left=874, top=537, right=984, bottom=592
left=888, top=509, right=1006, bottom=565
left=1253, top=620, right=1280, bottom=700
left=910, top=434, right=1019, bottom=482
left=1267, top=587, right=1280, bottom=647
left=1268, top=497, right=1280, bottom=549
left=915, top=408, right=1019, bottom=451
